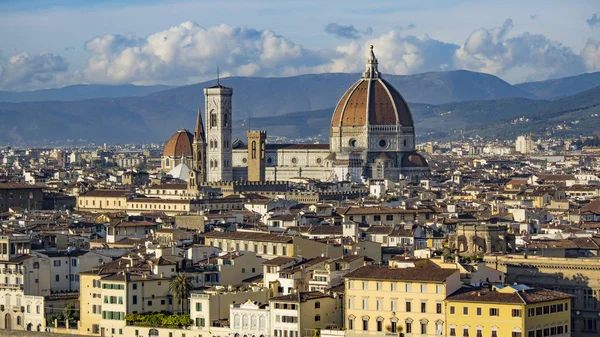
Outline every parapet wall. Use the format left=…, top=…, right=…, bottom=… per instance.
left=0, top=332, right=89, bottom=337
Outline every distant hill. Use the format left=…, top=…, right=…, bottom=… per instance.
left=148, top=70, right=532, bottom=119
left=515, top=72, right=600, bottom=99
left=235, top=85, right=600, bottom=143
left=1, top=70, right=600, bottom=145
left=0, top=84, right=173, bottom=103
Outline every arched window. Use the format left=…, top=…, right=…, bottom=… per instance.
left=251, top=315, right=257, bottom=329
left=165, top=158, right=170, bottom=167
left=17, top=316, right=21, bottom=325
left=243, top=314, right=249, bottom=328
left=251, top=141, right=257, bottom=159
left=33, top=262, right=39, bottom=269
left=234, top=314, right=240, bottom=328
left=259, top=316, right=266, bottom=329
left=149, top=328, right=159, bottom=337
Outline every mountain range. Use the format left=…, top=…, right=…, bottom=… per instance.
left=0, top=70, right=599, bottom=145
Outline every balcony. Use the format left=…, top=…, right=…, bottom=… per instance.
left=0, top=283, right=23, bottom=290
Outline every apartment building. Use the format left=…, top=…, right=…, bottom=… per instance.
left=484, top=255, right=600, bottom=337
left=201, top=232, right=343, bottom=260
left=344, top=265, right=462, bottom=337
left=0, top=234, right=47, bottom=331
left=445, top=284, right=572, bottom=337
left=269, top=291, right=343, bottom=337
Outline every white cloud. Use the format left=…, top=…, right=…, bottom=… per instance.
left=3, top=19, right=600, bottom=90
left=0, top=51, right=70, bottom=90
left=455, top=19, right=587, bottom=82
left=582, top=40, right=600, bottom=71
left=83, top=21, right=327, bottom=85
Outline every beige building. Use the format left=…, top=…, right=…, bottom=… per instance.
left=202, top=232, right=343, bottom=260
left=269, top=291, right=343, bottom=337
left=344, top=265, right=462, bottom=337
left=484, top=255, right=600, bottom=337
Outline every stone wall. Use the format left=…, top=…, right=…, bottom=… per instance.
left=0, top=332, right=90, bottom=337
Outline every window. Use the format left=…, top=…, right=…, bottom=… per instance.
left=421, top=322, right=427, bottom=335
left=450, top=327, right=456, bottom=336
left=463, top=327, right=469, bottom=337
left=315, top=315, right=320, bottom=322
left=386, top=215, right=393, bottom=221
left=391, top=299, right=397, bottom=312
left=377, top=320, right=382, bottom=332
left=348, top=318, right=354, bottom=330
left=450, top=306, right=455, bottom=315
left=376, top=299, right=382, bottom=311
left=463, top=307, right=468, bottom=315
left=362, top=319, right=368, bottom=331
left=436, top=284, right=443, bottom=294
left=421, top=284, right=427, bottom=293
left=476, top=307, right=482, bottom=316
left=512, top=333, right=522, bottom=337
left=535, top=307, right=542, bottom=316
left=148, top=301, right=152, bottom=306
left=436, top=303, right=442, bottom=314
left=362, top=298, right=368, bottom=310
left=528, top=308, right=535, bottom=317
left=362, top=281, right=367, bottom=290
left=390, top=282, right=396, bottom=291
left=490, top=308, right=499, bottom=316
left=406, top=322, right=412, bottom=334
left=315, top=302, right=320, bottom=309
left=53, top=260, right=61, bottom=267
left=421, top=302, right=427, bottom=313
left=512, top=309, right=522, bottom=317
left=132, top=296, right=137, bottom=305
left=405, top=283, right=412, bottom=292
left=55, top=275, right=59, bottom=282
left=405, top=301, right=411, bottom=312
left=132, top=284, right=137, bottom=290
left=348, top=297, right=354, bottom=309
left=376, top=282, right=382, bottom=291
left=374, top=215, right=381, bottom=221
left=476, top=329, right=482, bottom=337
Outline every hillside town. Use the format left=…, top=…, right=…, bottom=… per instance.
left=1, top=50, right=600, bottom=337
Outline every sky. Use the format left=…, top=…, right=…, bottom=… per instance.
left=0, top=0, right=599, bottom=91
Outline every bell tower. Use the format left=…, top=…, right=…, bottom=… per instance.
left=204, top=81, right=233, bottom=182
left=192, top=107, right=207, bottom=184
left=247, top=130, right=266, bottom=182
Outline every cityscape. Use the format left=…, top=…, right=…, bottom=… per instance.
left=1, top=1, right=600, bottom=337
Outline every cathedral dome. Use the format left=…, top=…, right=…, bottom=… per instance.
left=331, top=46, right=413, bottom=128
left=401, top=152, right=429, bottom=168
left=163, top=129, right=193, bottom=157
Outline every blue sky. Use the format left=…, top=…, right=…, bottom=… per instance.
left=0, top=0, right=598, bottom=90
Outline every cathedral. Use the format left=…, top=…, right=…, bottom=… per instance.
left=162, top=47, right=429, bottom=183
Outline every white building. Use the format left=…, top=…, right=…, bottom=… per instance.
left=516, top=135, right=534, bottom=154
left=230, top=300, right=270, bottom=337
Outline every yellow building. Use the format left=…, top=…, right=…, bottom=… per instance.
left=201, top=232, right=343, bottom=260
left=344, top=265, right=462, bottom=337
left=77, top=190, right=132, bottom=212
left=445, top=284, right=572, bottom=337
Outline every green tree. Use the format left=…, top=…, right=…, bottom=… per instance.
left=169, top=272, right=194, bottom=314
left=62, top=301, right=79, bottom=322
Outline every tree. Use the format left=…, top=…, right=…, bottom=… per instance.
left=169, top=272, right=193, bottom=314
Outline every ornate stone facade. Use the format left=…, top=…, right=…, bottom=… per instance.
left=451, top=223, right=516, bottom=254
left=205, top=83, right=233, bottom=182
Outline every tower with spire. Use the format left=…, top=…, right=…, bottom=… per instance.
left=192, top=107, right=207, bottom=184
